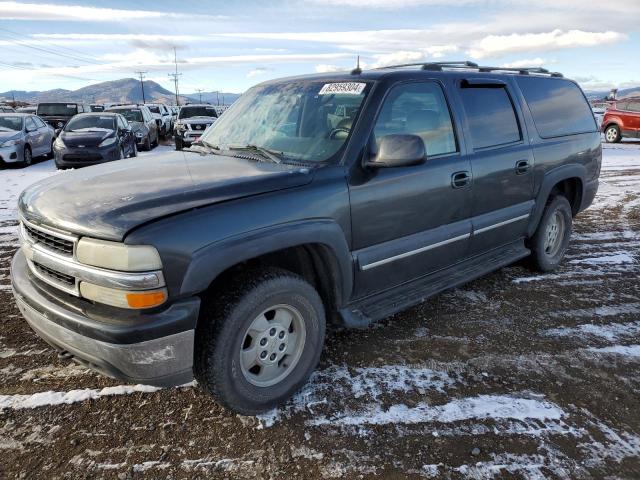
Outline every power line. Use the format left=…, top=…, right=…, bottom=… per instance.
left=168, top=47, right=182, bottom=106
left=195, top=88, right=204, bottom=102
left=135, top=71, right=147, bottom=104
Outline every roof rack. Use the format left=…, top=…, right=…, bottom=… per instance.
left=373, top=61, right=563, bottom=77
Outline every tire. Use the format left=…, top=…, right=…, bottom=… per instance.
left=152, top=132, right=158, bottom=148
left=194, top=268, right=326, bottom=415
left=604, top=124, right=621, bottom=143
left=143, top=136, right=151, bottom=151
left=130, top=142, right=137, bottom=158
left=175, top=137, right=183, bottom=151
left=529, top=195, right=573, bottom=272
left=118, top=147, right=124, bottom=160
left=20, top=145, right=32, bottom=167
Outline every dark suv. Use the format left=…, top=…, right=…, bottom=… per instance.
left=11, top=62, right=600, bottom=414
left=602, top=97, right=640, bottom=142
left=36, top=102, right=89, bottom=133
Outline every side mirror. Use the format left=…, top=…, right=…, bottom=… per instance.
left=365, top=134, right=426, bottom=168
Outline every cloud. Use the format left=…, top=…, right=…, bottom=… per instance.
left=247, top=67, right=269, bottom=78
left=468, top=30, right=627, bottom=59
left=0, top=1, right=223, bottom=22
left=315, top=64, right=347, bottom=73
left=500, top=58, right=547, bottom=69
left=370, top=50, right=425, bottom=68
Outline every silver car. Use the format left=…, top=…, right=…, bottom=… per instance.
left=0, top=113, right=54, bottom=167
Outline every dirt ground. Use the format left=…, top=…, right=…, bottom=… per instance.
left=0, top=140, right=639, bottom=479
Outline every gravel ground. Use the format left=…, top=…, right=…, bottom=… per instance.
left=0, top=139, right=639, bottom=479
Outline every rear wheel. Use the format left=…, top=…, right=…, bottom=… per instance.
left=604, top=124, right=621, bottom=143
left=529, top=195, right=573, bottom=272
left=130, top=142, right=137, bottom=158
left=46, top=140, right=54, bottom=159
left=194, top=268, right=326, bottom=415
left=175, top=137, right=183, bottom=151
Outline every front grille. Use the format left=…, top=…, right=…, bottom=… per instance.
left=62, top=153, right=103, bottom=162
left=33, top=261, right=75, bottom=286
left=25, top=224, right=74, bottom=256
left=189, top=123, right=210, bottom=131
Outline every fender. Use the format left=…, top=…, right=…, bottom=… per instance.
left=526, top=163, right=586, bottom=237
left=180, top=219, right=353, bottom=305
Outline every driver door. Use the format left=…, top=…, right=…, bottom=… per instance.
left=349, top=81, right=473, bottom=298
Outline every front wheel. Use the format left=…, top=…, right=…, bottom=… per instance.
left=194, top=268, right=326, bottom=415
left=175, top=137, right=183, bottom=151
left=529, top=195, right=573, bottom=272
left=604, top=124, right=621, bottom=143
left=20, top=146, right=32, bottom=167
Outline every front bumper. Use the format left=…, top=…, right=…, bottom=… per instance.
left=54, top=144, right=119, bottom=167
left=11, top=249, right=199, bottom=386
left=0, top=143, right=22, bottom=164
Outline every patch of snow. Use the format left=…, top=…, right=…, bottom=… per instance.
left=586, top=344, right=640, bottom=357
left=570, top=253, right=635, bottom=265
left=307, top=393, right=564, bottom=427
left=543, top=321, right=640, bottom=342
left=0, top=384, right=161, bottom=410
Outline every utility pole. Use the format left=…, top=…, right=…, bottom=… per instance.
left=168, top=47, right=182, bottom=106
left=196, top=88, right=204, bottom=103
left=215, top=91, right=219, bottom=106
left=135, top=71, right=147, bottom=104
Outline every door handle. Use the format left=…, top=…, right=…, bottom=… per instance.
left=515, top=160, right=530, bottom=175
left=451, top=171, right=471, bottom=189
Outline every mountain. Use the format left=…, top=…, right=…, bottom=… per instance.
left=0, top=78, right=240, bottom=105
left=584, top=85, right=640, bottom=101
left=183, top=91, right=242, bottom=105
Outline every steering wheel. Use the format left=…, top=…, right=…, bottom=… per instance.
left=328, top=128, right=351, bottom=139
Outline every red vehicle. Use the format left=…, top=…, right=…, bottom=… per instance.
left=602, top=97, right=640, bottom=142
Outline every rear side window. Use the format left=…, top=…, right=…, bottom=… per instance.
left=459, top=85, right=521, bottom=149
left=517, top=77, right=596, bottom=138
left=628, top=100, right=640, bottom=113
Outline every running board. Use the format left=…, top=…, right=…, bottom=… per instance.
left=339, top=240, right=530, bottom=328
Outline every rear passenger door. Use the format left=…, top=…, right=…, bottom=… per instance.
left=349, top=80, right=473, bottom=297
left=456, top=78, right=534, bottom=255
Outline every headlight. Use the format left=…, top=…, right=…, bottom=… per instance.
left=98, top=136, right=116, bottom=147
left=135, top=131, right=143, bottom=138
left=176, top=123, right=186, bottom=131
left=54, top=136, right=65, bottom=148
left=80, top=282, right=167, bottom=309
left=76, top=238, right=162, bottom=272
left=0, top=139, right=18, bottom=147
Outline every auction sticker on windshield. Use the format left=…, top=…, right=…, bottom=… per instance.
left=319, top=83, right=366, bottom=95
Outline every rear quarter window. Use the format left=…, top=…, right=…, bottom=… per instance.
left=517, top=77, right=596, bottom=138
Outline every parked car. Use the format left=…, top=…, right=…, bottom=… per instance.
left=0, top=113, right=54, bottom=167
left=601, top=97, right=640, bottom=142
left=145, top=103, right=172, bottom=139
left=0, top=105, right=15, bottom=113
left=36, top=102, right=89, bottom=133
left=52, top=112, right=137, bottom=169
left=16, top=106, right=37, bottom=114
left=11, top=63, right=600, bottom=414
left=174, top=104, right=218, bottom=150
left=106, top=104, right=158, bottom=151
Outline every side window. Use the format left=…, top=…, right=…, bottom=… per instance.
left=617, top=101, right=629, bottom=111
left=628, top=101, right=640, bottom=113
left=118, top=116, right=127, bottom=129
left=33, top=117, right=46, bottom=128
left=25, top=117, right=37, bottom=131
left=516, top=77, right=596, bottom=138
left=373, top=82, right=457, bottom=157
left=459, top=84, right=521, bottom=149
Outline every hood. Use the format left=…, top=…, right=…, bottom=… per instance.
left=61, top=129, right=114, bottom=148
left=129, top=121, right=146, bottom=132
left=0, top=131, right=21, bottom=142
left=19, top=151, right=314, bottom=241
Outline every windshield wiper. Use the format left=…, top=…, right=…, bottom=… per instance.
left=227, top=145, right=282, bottom=164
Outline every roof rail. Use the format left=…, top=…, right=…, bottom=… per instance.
left=372, top=60, right=563, bottom=77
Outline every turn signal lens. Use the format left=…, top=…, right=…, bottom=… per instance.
left=126, top=291, right=167, bottom=309
left=80, top=282, right=167, bottom=309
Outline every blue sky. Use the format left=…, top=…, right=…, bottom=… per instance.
left=0, top=0, right=638, bottom=94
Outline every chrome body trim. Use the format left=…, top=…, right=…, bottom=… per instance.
left=360, top=233, right=471, bottom=271
left=474, top=214, right=530, bottom=235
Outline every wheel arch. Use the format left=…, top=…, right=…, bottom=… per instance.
left=526, top=164, right=586, bottom=237
left=180, top=219, right=353, bottom=314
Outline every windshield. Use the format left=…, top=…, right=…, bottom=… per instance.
left=147, top=106, right=160, bottom=114
left=179, top=106, right=217, bottom=119
left=90, top=105, right=105, bottom=112
left=65, top=115, right=115, bottom=132
left=110, top=108, right=143, bottom=123
left=0, top=116, right=23, bottom=131
left=37, top=103, right=78, bottom=116
left=201, top=81, right=370, bottom=163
